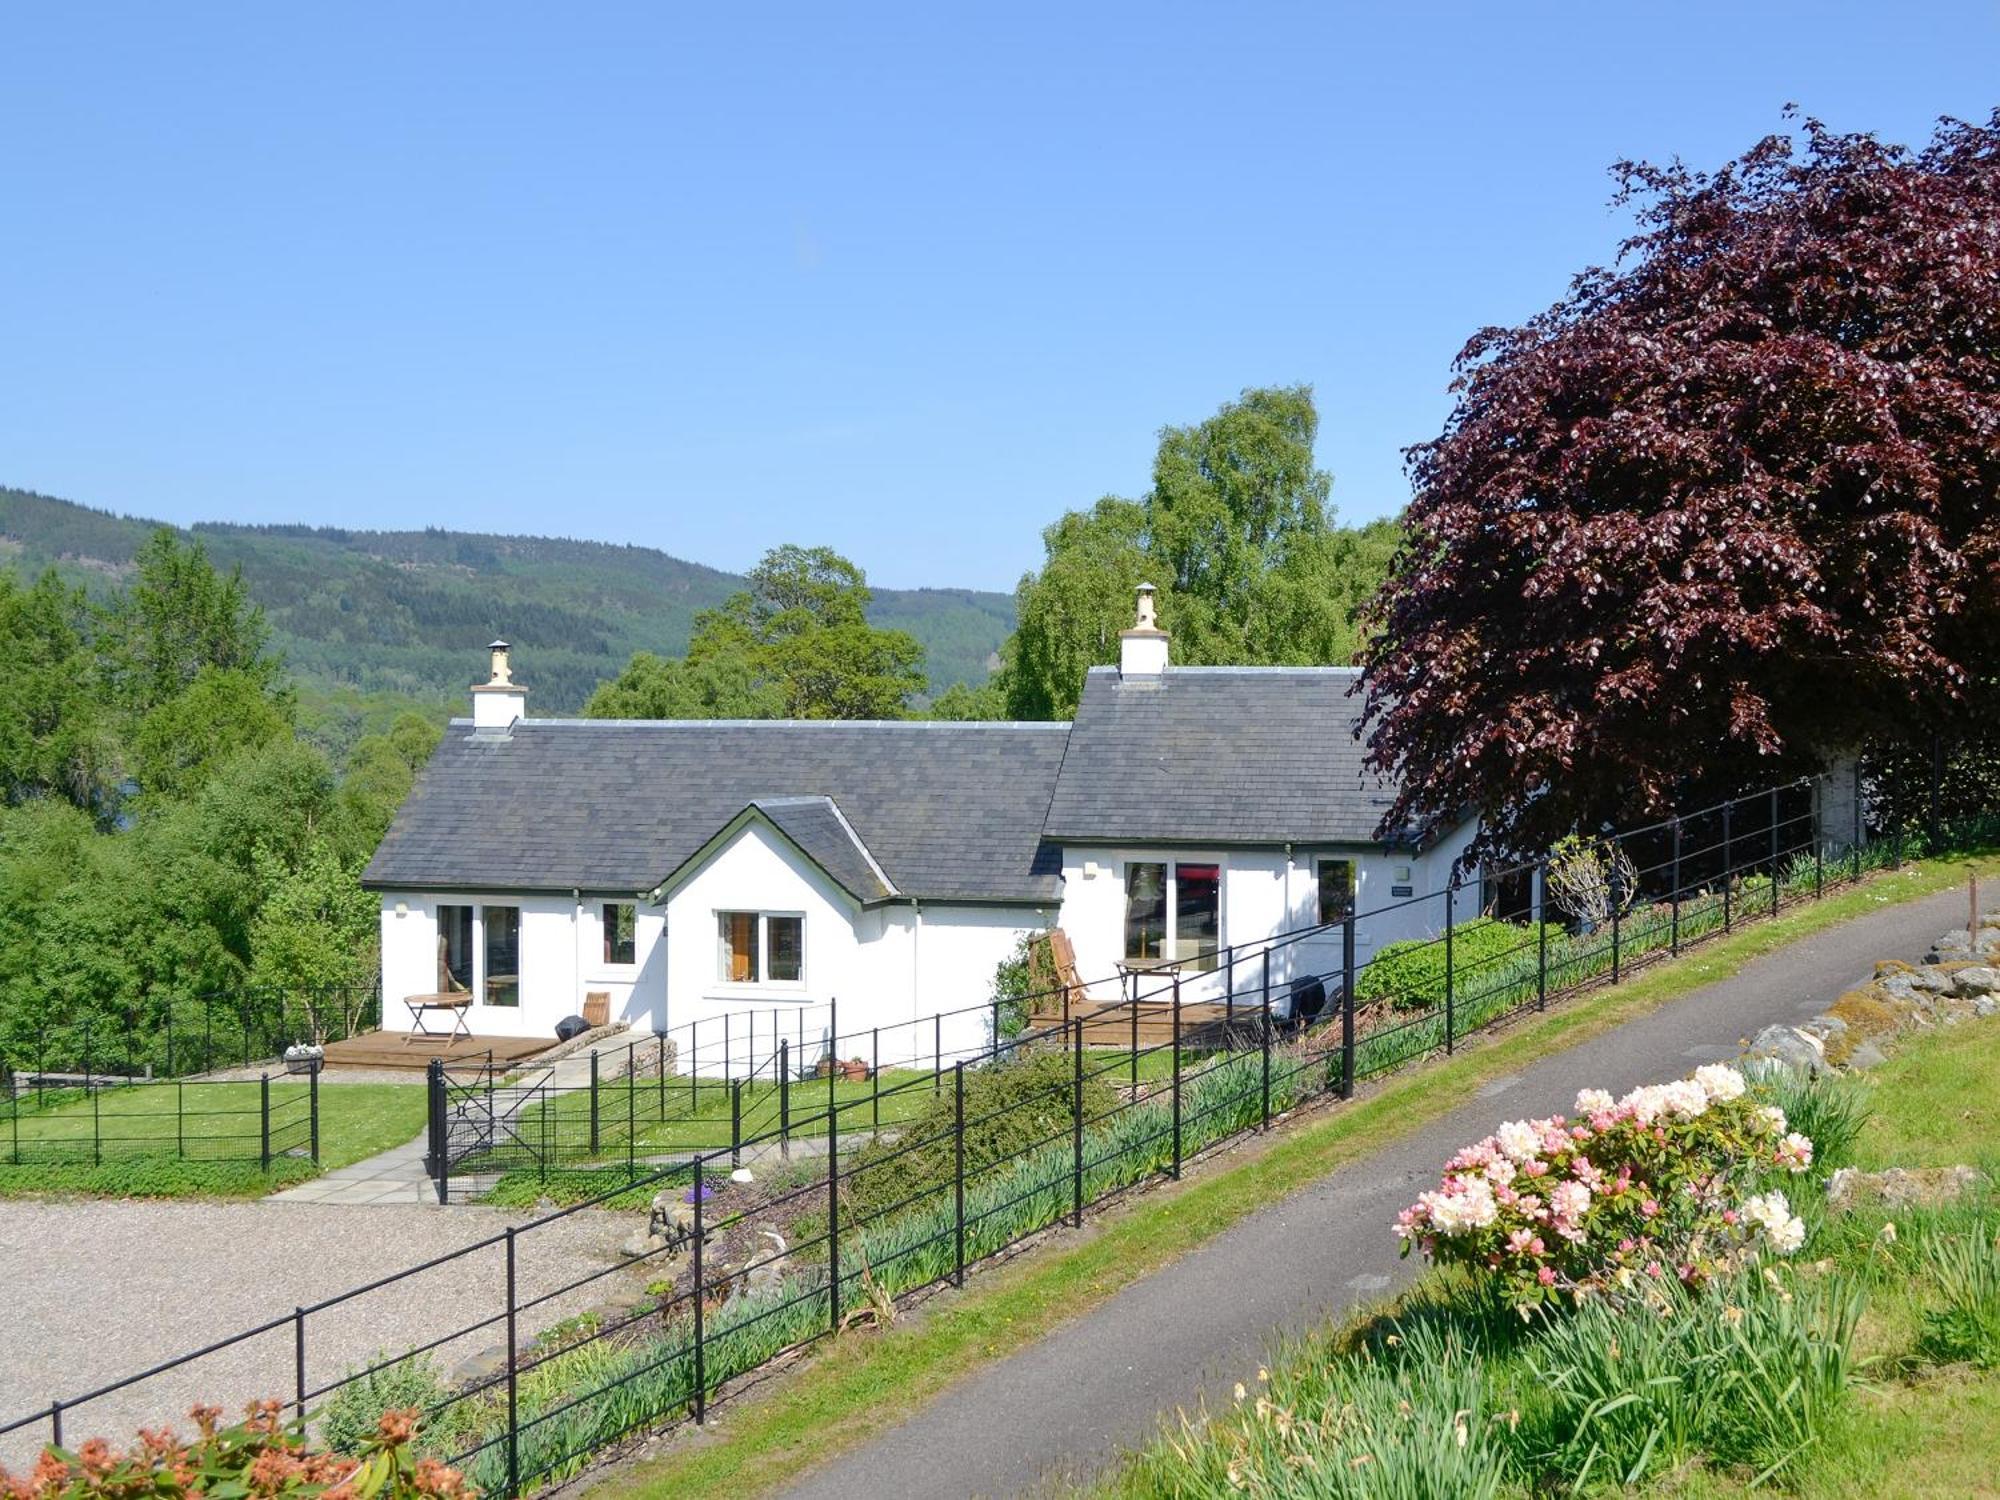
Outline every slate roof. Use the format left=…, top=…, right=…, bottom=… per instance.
left=743, top=796, right=896, bottom=904
left=362, top=719, right=1070, bottom=904
left=1042, top=666, right=1402, bottom=845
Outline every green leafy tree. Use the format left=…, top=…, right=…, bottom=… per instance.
left=129, top=666, right=292, bottom=802
left=1000, top=387, right=1398, bottom=719
left=1146, top=384, right=1334, bottom=659
left=338, top=711, right=445, bottom=851
left=0, top=569, right=114, bottom=809
left=249, top=837, right=380, bottom=1012
left=0, top=538, right=396, bottom=1073
left=1001, top=499, right=1151, bottom=721
left=928, top=679, right=1007, bottom=720
left=585, top=544, right=927, bottom=721
left=582, top=648, right=780, bottom=721
left=105, top=529, right=281, bottom=714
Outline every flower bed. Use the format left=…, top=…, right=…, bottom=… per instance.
left=0, top=1403, right=470, bottom=1500
left=1397, top=1064, right=1813, bottom=1310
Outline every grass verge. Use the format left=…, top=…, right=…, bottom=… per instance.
left=1100, top=969, right=2000, bottom=1497
left=585, top=849, right=2000, bottom=1500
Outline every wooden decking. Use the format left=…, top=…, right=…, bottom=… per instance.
left=321, top=1031, right=552, bottom=1073
left=1025, top=998, right=1248, bottom=1047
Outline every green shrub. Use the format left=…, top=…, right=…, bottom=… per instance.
left=1917, top=1227, right=2000, bottom=1368
left=988, top=931, right=1037, bottom=1040
left=844, top=1049, right=1114, bottom=1227
left=320, top=1350, right=474, bottom=1459
left=25, top=1398, right=472, bottom=1499
left=478, top=1163, right=688, bottom=1210
left=1354, top=917, right=1562, bottom=1012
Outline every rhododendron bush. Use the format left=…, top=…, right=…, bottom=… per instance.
left=0, top=1402, right=473, bottom=1500
left=1396, top=1064, right=1813, bottom=1309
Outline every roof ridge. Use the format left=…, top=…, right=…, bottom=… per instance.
left=1084, top=664, right=1364, bottom=677
left=481, top=717, right=1075, bottom=731
left=812, top=796, right=901, bottom=899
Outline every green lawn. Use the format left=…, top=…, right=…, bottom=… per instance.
left=315, top=1082, right=431, bottom=1168
left=582, top=849, right=2000, bottom=1500
left=1851, top=1022, right=2000, bottom=1173
left=0, top=1079, right=426, bottom=1198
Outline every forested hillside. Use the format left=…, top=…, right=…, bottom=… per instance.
left=0, top=488, right=1014, bottom=713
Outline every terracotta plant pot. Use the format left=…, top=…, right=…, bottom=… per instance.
left=841, top=1059, right=869, bottom=1083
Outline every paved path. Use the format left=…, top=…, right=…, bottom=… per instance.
left=777, top=883, right=1996, bottom=1500
left=270, top=1036, right=637, bottom=1206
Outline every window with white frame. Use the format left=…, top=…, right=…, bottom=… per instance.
left=1123, top=861, right=1221, bottom=972
left=717, top=911, right=804, bottom=985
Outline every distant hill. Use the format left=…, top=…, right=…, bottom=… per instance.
left=0, top=487, right=1015, bottom=713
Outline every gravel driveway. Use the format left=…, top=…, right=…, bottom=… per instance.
left=0, top=1198, right=641, bottom=1468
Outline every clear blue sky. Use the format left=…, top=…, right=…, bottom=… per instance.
left=3, top=4, right=1992, bottom=591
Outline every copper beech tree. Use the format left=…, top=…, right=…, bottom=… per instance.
left=1359, top=110, right=2000, bottom=853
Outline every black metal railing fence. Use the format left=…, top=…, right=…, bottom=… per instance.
left=0, top=983, right=381, bottom=1084
left=0, top=1070, right=319, bottom=1169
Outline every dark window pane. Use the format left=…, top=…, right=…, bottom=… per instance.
left=603, top=903, right=637, bottom=965
left=437, top=906, right=473, bottom=993
left=1173, top=863, right=1221, bottom=971
left=1124, top=862, right=1166, bottom=963
left=768, top=916, right=803, bottom=982
left=483, top=906, right=520, bottom=1007
left=1317, top=861, right=1355, bottom=925
left=718, top=911, right=758, bottom=983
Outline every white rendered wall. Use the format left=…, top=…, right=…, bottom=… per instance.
left=375, top=890, right=664, bottom=1041
left=664, top=823, right=864, bottom=1039
left=906, top=903, right=1053, bottom=1066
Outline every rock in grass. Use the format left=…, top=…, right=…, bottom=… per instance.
left=1826, top=1165, right=1986, bottom=1212
left=1744, top=1024, right=1825, bottom=1072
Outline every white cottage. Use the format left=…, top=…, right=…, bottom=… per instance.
left=362, top=597, right=1476, bottom=1061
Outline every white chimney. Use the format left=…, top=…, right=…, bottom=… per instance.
left=1118, top=584, right=1169, bottom=677
left=471, top=639, right=528, bottom=729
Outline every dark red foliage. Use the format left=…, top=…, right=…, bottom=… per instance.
left=1360, top=110, right=2000, bottom=853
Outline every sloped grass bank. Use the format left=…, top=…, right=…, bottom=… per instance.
left=1099, top=1008, right=2000, bottom=1497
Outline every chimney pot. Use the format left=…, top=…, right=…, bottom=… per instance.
left=1133, top=583, right=1158, bottom=631
left=1118, top=584, right=1169, bottom=677
left=472, top=640, right=527, bottom=729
